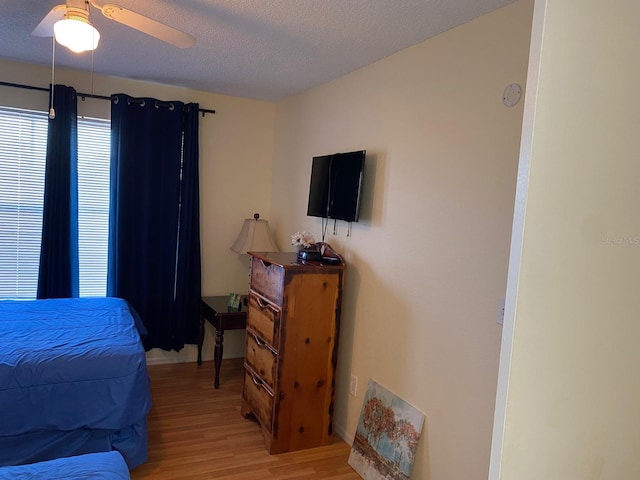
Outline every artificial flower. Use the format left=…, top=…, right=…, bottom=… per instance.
left=291, top=231, right=315, bottom=248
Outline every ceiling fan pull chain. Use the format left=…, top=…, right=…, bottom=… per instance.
left=49, top=36, right=56, bottom=119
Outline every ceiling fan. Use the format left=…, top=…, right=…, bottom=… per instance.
left=32, top=0, right=196, bottom=52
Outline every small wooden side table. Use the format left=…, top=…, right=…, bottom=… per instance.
left=197, top=296, right=247, bottom=388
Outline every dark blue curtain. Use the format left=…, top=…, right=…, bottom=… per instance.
left=108, top=94, right=201, bottom=351
left=174, top=103, right=202, bottom=345
left=37, top=84, right=79, bottom=299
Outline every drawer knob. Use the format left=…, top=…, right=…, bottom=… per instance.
left=258, top=259, right=273, bottom=268
left=255, top=296, right=271, bottom=310
left=253, top=333, right=267, bottom=347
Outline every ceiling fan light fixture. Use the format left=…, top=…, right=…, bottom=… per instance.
left=53, top=10, right=100, bottom=53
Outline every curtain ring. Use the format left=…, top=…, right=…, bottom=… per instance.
left=154, top=101, right=175, bottom=111
left=113, top=96, right=119, bottom=104
left=140, top=99, right=145, bottom=107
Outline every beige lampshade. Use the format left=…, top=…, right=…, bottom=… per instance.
left=230, top=214, right=278, bottom=254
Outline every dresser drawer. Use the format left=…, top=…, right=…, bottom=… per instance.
left=250, top=257, right=284, bottom=305
left=243, top=367, right=274, bottom=433
left=247, top=293, right=280, bottom=350
left=245, top=330, right=277, bottom=390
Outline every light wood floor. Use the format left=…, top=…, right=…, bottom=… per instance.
left=131, top=358, right=361, bottom=480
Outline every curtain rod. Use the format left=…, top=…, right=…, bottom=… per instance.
left=0, top=80, right=216, bottom=117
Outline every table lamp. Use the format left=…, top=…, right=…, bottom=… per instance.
left=230, top=213, right=278, bottom=255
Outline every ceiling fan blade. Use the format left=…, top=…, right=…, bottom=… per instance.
left=99, top=4, right=195, bottom=48
left=32, top=4, right=67, bottom=37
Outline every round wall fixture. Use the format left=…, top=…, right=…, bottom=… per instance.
left=502, top=83, right=522, bottom=107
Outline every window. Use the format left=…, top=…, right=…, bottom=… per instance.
left=0, top=108, right=47, bottom=299
left=77, top=117, right=110, bottom=296
left=0, top=107, right=111, bottom=299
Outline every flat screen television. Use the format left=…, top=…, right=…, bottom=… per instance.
left=306, top=150, right=365, bottom=222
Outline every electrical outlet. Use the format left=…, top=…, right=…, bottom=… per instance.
left=497, top=297, right=505, bottom=325
left=350, top=374, right=358, bottom=397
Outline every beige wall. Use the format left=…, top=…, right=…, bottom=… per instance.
left=4, top=0, right=636, bottom=476
left=0, top=58, right=275, bottom=364
left=270, top=2, right=533, bottom=479
left=491, top=0, right=640, bottom=478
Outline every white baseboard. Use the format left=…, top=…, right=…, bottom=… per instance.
left=144, top=325, right=246, bottom=365
left=334, top=422, right=354, bottom=446
left=145, top=345, right=199, bottom=365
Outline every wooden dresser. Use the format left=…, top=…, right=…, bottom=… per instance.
left=241, top=246, right=346, bottom=454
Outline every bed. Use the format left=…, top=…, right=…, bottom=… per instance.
left=0, top=297, right=151, bottom=469
left=0, top=451, right=130, bottom=480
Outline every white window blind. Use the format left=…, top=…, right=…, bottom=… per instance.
left=77, top=117, right=110, bottom=297
left=0, top=107, right=47, bottom=299
left=0, top=107, right=111, bottom=299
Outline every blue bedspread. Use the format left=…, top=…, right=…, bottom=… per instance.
left=0, top=451, right=130, bottom=480
left=0, top=297, right=151, bottom=468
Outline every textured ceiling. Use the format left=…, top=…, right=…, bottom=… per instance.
left=0, top=0, right=517, bottom=101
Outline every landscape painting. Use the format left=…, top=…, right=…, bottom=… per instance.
left=348, top=380, right=424, bottom=480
